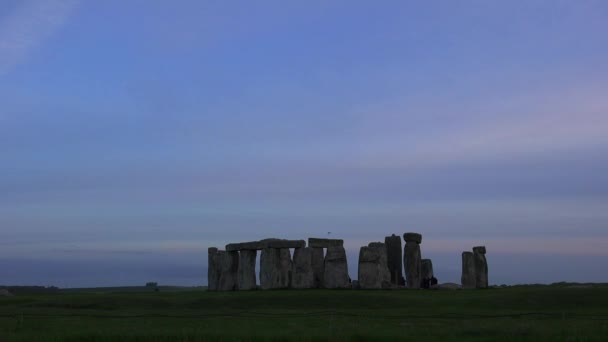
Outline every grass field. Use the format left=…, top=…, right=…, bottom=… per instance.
left=1, top=285, right=607, bottom=341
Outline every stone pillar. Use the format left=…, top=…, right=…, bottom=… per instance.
left=385, top=234, right=404, bottom=286
left=421, top=259, right=434, bottom=280
left=238, top=249, right=257, bottom=290
left=292, top=247, right=314, bottom=289
left=403, top=232, right=422, bottom=289
left=461, top=251, right=476, bottom=289
left=207, top=247, right=219, bottom=291
left=358, top=242, right=391, bottom=289
left=217, top=251, right=239, bottom=291
left=473, top=246, right=488, bottom=288
left=311, top=247, right=325, bottom=288
left=260, top=248, right=292, bottom=289
left=323, top=246, right=349, bottom=288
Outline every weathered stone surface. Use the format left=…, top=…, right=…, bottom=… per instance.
left=226, top=241, right=264, bottom=251
left=385, top=234, right=404, bottom=286
left=308, top=238, right=344, bottom=248
left=207, top=248, right=219, bottom=291
left=473, top=246, right=488, bottom=289
left=461, top=251, right=476, bottom=289
left=262, top=239, right=306, bottom=249
left=292, top=247, right=314, bottom=289
left=403, top=232, right=422, bottom=244
left=323, top=246, right=350, bottom=288
left=311, top=247, right=325, bottom=288
left=227, top=239, right=305, bottom=251
left=358, top=243, right=391, bottom=289
left=260, top=248, right=292, bottom=289
left=238, top=250, right=257, bottom=290
left=473, top=246, right=486, bottom=254
left=404, top=240, right=422, bottom=289
left=421, top=259, right=434, bottom=280
left=217, top=251, right=239, bottom=291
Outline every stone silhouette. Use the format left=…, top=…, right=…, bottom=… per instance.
left=238, top=249, right=257, bottom=290
left=260, top=247, right=292, bottom=289
left=292, top=247, right=314, bottom=289
left=461, top=251, right=476, bottom=289
left=358, top=242, right=391, bottom=289
left=421, top=259, right=434, bottom=288
left=323, top=246, right=349, bottom=288
left=207, top=247, right=219, bottom=291
left=403, top=232, right=422, bottom=289
left=217, top=250, right=239, bottom=291
left=311, top=247, right=325, bottom=288
left=473, top=246, right=488, bottom=289
left=385, top=234, right=405, bottom=286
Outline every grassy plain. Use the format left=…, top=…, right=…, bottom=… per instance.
left=1, top=285, right=607, bottom=341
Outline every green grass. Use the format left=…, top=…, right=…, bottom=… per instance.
left=1, top=286, right=607, bottom=341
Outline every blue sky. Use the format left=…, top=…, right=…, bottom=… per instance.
left=1, top=0, right=607, bottom=287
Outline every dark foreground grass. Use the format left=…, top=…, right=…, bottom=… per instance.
left=1, top=285, right=608, bottom=341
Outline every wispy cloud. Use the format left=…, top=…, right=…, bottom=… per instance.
left=0, top=0, right=78, bottom=75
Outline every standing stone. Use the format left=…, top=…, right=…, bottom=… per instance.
left=217, top=251, right=239, bottom=291
left=473, top=246, right=488, bottom=289
left=292, top=247, right=314, bottom=289
left=358, top=243, right=391, bottom=289
left=260, top=248, right=292, bottom=289
left=207, top=247, right=220, bottom=291
left=311, top=247, right=325, bottom=288
left=323, top=246, right=350, bottom=288
left=385, top=234, right=404, bottom=286
left=421, top=259, right=434, bottom=280
left=238, top=250, right=257, bottom=290
left=461, top=251, right=476, bottom=289
left=403, top=232, right=422, bottom=289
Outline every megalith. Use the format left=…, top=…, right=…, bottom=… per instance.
left=238, top=249, right=257, bottom=290
left=311, top=247, right=325, bottom=288
left=403, top=232, right=422, bottom=289
left=421, top=259, right=434, bottom=280
left=292, top=247, right=314, bottom=289
left=473, top=246, right=488, bottom=289
left=207, top=247, right=220, bottom=291
left=385, top=234, right=404, bottom=286
left=217, top=250, right=239, bottom=291
left=323, top=246, right=350, bottom=288
left=461, top=251, right=476, bottom=289
left=358, top=242, right=391, bottom=289
left=260, top=248, right=292, bottom=289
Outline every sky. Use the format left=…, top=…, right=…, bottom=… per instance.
left=1, top=0, right=607, bottom=287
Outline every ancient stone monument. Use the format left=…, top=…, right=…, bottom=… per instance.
left=403, top=232, right=422, bottom=289
left=385, top=234, right=404, bottom=286
left=309, top=238, right=344, bottom=288
left=217, top=250, right=239, bottom=291
left=461, top=251, right=476, bottom=289
left=207, top=247, right=219, bottom=291
left=358, top=242, right=391, bottom=289
left=292, top=247, right=314, bottom=289
left=323, top=246, right=350, bottom=288
left=421, top=259, right=434, bottom=280
left=238, top=249, right=257, bottom=290
left=473, top=246, right=488, bottom=289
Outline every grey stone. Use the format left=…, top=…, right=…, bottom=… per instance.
left=207, top=247, right=219, bottom=291
left=262, top=238, right=306, bottom=249
left=385, top=234, right=404, bottom=286
left=308, top=238, right=344, bottom=248
left=421, top=259, right=434, bottom=280
left=358, top=243, right=391, bottom=289
left=217, top=251, right=239, bottom=291
left=473, top=246, right=488, bottom=289
left=260, top=248, right=292, bottom=289
left=238, top=250, right=257, bottom=290
left=404, top=239, right=422, bottom=289
left=323, top=246, right=350, bottom=288
left=226, top=241, right=264, bottom=251
left=461, top=251, right=476, bottom=289
left=311, top=247, right=325, bottom=288
left=403, top=232, right=422, bottom=244
left=292, top=247, right=314, bottom=289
